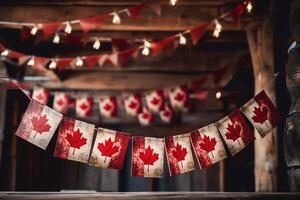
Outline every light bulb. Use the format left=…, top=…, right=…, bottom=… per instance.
left=93, top=39, right=101, bottom=50
left=75, top=57, right=83, bottom=67
left=49, top=59, right=57, bottom=69
left=1, top=50, right=9, bottom=57
left=216, top=91, right=222, bottom=99
left=247, top=1, right=253, bottom=13
left=144, top=40, right=151, bottom=48
left=112, top=12, right=121, bottom=24
left=27, top=56, right=35, bottom=66
left=170, top=0, right=177, bottom=6
left=213, top=20, right=222, bottom=38
left=179, top=34, right=187, bottom=45
left=53, top=33, right=60, bottom=44
left=142, top=47, right=150, bottom=56
left=30, top=25, right=38, bottom=36
left=64, top=21, right=72, bottom=34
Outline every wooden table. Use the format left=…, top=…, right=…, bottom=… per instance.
left=0, top=192, right=300, bottom=200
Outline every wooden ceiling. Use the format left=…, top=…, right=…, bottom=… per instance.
left=0, top=0, right=268, bottom=91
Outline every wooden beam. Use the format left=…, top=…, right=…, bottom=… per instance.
left=0, top=4, right=264, bottom=31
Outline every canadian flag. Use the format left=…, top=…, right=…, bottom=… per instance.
left=15, top=99, right=62, bottom=150
left=159, top=104, right=174, bottom=124
left=145, top=90, right=164, bottom=113
left=99, top=96, right=118, bottom=118
left=89, top=128, right=130, bottom=170
left=216, top=110, right=255, bottom=156
left=32, top=87, right=49, bottom=105
left=132, top=136, right=165, bottom=178
left=54, top=117, right=95, bottom=163
left=241, top=90, right=281, bottom=137
left=53, top=92, right=69, bottom=114
left=165, top=134, right=195, bottom=176
left=138, top=107, right=153, bottom=126
left=168, top=86, right=190, bottom=112
left=190, top=124, right=227, bottom=169
left=123, top=94, right=142, bottom=117
left=76, top=96, right=93, bottom=118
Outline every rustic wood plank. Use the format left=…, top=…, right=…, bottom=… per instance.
left=0, top=192, right=300, bottom=200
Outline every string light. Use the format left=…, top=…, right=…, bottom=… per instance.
left=178, top=34, right=187, bottom=45
left=64, top=21, right=72, bottom=34
left=1, top=50, right=9, bottom=57
left=213, top=19, right=222, bottom=38
left=27, top=56, right=35, bottom=66
left=30, top=24, right=39, bottom=36
left=75, top=57, right=84, bottom=67
left=216, top=91, right=222, bottom=99
left=112, top=12, right=121, bottom=24
left=93, top=39, right=101, bottom=50
left=142, top=40, right=151, bottom=56
left=49, top=59, right=57, bottom=69
left=53, top=33, right=60, bottom=44
left=170, top=0, right=177, bottom=6
left=247, top=1, right=253, bottom=13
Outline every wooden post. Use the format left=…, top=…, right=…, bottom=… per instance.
left=246, top=2, right=278, bottom=191
left=284, top=0, right=300, bottom=192
left=0, top=64, right=7, bottom=169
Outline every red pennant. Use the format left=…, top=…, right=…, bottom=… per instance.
left=111, top=38, right=128, bottom=51
left=228, top=3, right=247, bottom=26
left=193, top=91, right=208, bottom=101
left=8, top=51, right=25, bottom=59
left=84, top=55, right=100, bottom=68
left=190, top=23, right=210, bottom=45
left=20, top=27, right=32, bottom=42
left=118, top=48, right=138, bottom=65
left=41, top=22, right=62, bottom=39
left=32, top=57, right=49, bottom=71
left=148, top=1, right=161, bottom=16
left=57, top=58, right=73, bottom=70
left=127, top=3, right=145, bottom=21
left=80, top=15, right=109, bottom=33
left=151, top=36, right=176, bottom=56
left=190, top=77, right=207, bottom=91
left=0, top=43, right=5, bottom=51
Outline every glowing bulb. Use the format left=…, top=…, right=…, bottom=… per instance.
left=170, top=0, right=177, bottom=6
left=53, top=33, right=60, bottom=44
left=142, top=47, right=150, bottom=56
left=216, top=91, right=222, bottom=99
left=93, top=39, right=101, bottom=50
left=49, top=59, right=57, bottom=69
left=75, top=57, right=83, bottom=67
left=112, top=12, right=121, bottom=24
left=64, top=21, right=72, bottom=34
left=213, top=20, right=222, bottom=38
left=247, top=1, right=253, bottom=13
left=1, top=50, right=9, bottom=57
left=27, top=56, right=35, bottom=66
left=30, top=25, right=38, bottom=36
left=179, top=34, right=187, bottom=45
left=144, top=40, right=151, bottom=48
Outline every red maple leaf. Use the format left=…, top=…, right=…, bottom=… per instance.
left=36, top=93, right=44, bottom=101
left=139, top=145, right=159, bottom=172
left=162, top=110, right=171, bottom=117
left=56, top=98, right=65, bottom=106
left=199, top=135, right=217, bottom=158
left=128, top=101, right=138, bottom=109
left=31, top=114, right=51, bottom=139
left=66, top=128, right=87, bottom=155
left=103, top=103, right=112, bottom=111
left=252, top=105, right=269, bottom=127
left=174, top=92, right=186, bottom=102
left=225, top=123, right=241, bottom=144
left=172, top=143, right=187, bottom=168
left=97, top=138, right=119, bottom=163
left=79, top=102, right=89, bottom=110
left=150, top=97, right=160, bottom=106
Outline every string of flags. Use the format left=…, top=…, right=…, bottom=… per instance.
left=5, top=76, right=281, bottom=178
left=0, top=1, right=253, bottom=71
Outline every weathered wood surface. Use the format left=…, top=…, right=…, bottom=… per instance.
left=246, top=1, right=277, bottom=191
left=0, top=192, right=300, bottom=200
left=284, top=0, right=300, bottom=192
